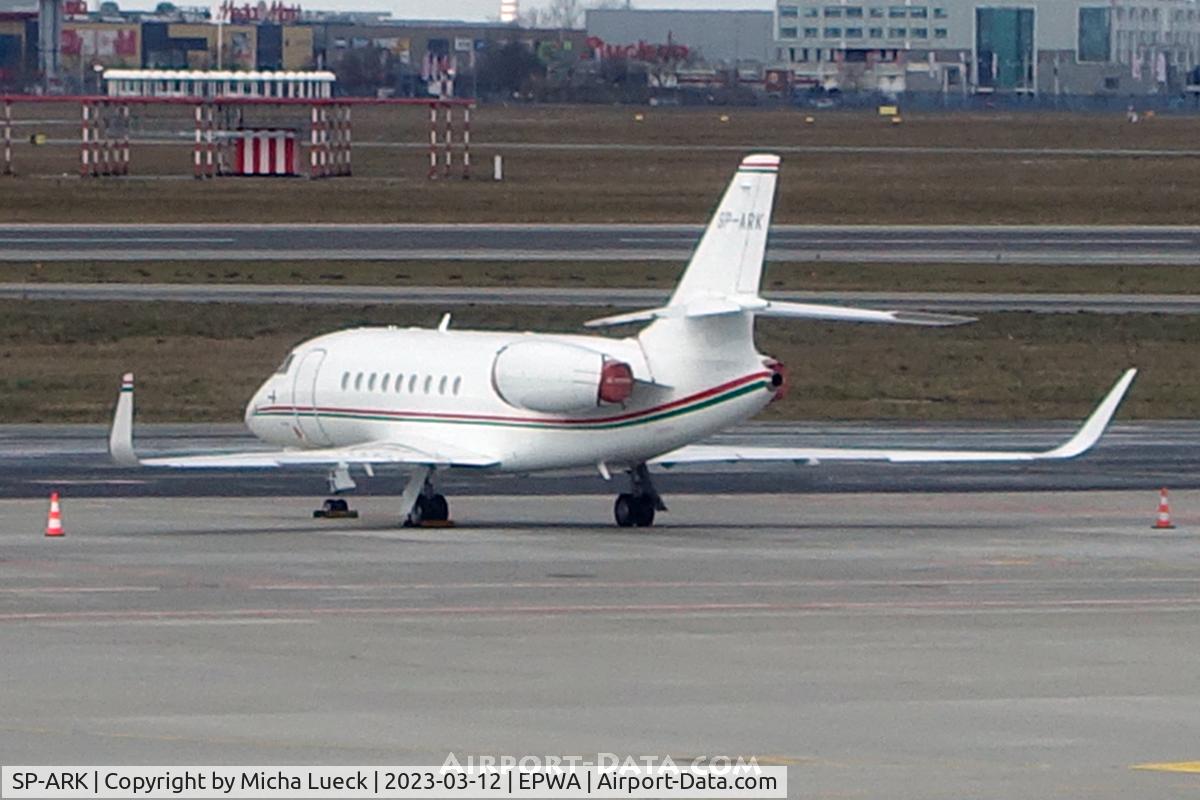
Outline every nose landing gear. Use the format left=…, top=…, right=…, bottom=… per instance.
left=314, top=497, right=358, bottom=519
left=314, top=463, right=359, bottom=518
left=614, top=463, right=666, bottom=528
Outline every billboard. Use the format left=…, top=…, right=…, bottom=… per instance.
left=62, top=22, right=139, bottom=68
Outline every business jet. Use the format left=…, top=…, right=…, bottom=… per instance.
left=108, top=154, right=1136, bottom=527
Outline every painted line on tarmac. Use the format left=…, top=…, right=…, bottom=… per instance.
left=26, top=479, right=151, bottom=486
left=622, top=235, right=1194, bottom=245
left=0, top=237, right=236, bottom=244
left=1132, top=761, right=1200, bottom=773
left=243, top=576, right=1200, bottom=592
left=6, top=596, right=1200, bottom=625
left=0, top=586, right=160, bottom=594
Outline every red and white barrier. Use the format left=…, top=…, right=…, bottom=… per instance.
left=2, top=99, right=11, bottom=176
left=0, top=94, right=470, bottom=180
left=427, top=101, right=473, bottom=180
left=235, top=130, right=298, bottom=176
left=81, top=100, right=130, bottom=178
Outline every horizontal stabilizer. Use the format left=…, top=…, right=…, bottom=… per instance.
left=755, top=300, right=973, bottom=327
left=585, top=297, right=974, bottom=328
left=653, top=369, right=1136, bottom=467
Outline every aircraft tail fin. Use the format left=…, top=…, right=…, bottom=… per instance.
left=667, top=153, right=779, bottom=306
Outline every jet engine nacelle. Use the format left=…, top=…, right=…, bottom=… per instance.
left=492, top=341, right=634, bottom=413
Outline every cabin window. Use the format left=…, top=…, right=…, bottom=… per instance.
left=395, top=373, right=404, bottom=392
left=409, top=374, right=418, bottom=392
left=354, top=372, right=363, bottom=391
left=381, top=373, right=390, bottom=392
left=423, top=375, right=432, bottom=394
left=368, top=373, right=377, bottom=391
left=438, top=375, right=447, bottom=395
left=452, top=376, right=462, bottom=396
left=341, top=372, right=349, bottom=390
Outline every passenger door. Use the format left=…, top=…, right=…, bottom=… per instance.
left=291, top=348, right=333, bottom=446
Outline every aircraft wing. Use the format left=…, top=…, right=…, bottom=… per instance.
left=137, top=440, right=499, bottom=469
left=108, top=374, right=499, bottom=469
left=653, top=369, right=1136, bottom=467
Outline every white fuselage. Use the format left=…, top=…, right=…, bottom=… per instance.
left=244, top=319, right=780, bottom=472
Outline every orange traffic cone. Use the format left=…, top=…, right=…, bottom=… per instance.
left=45, top=491, right=64, bottom=537
left=1152, top=488, right=1176, bottom=530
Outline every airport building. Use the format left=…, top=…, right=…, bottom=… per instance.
left=774, top=0, right=1200, bottom=96
left=586, top=8, right=774, bottom=65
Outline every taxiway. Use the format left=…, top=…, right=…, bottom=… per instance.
left=1, top=284, right=1197, bottom=314
left=3, top=224, right=1200, bottom=264
left=0, top=490, right=1197, bottom=799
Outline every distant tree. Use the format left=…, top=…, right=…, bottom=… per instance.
left=154, top=1, right=176, bottom=12
left=542, top=0, right=585, bottom=28
left=476, top=41, right=545, bottom=96
left=518, top=7, right=542, bottom=27
left=529, top=0, right=628, bottom=29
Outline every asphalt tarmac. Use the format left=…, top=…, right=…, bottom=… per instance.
left=4, top=224, right=1200, bottom=264
left=1, top=490, right=1198, bottom=799
left=3, top=283, right=1198, bottom=314
left=2, top=421, right=1197, bottom=500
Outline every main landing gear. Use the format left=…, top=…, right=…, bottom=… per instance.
left=614, top=463, right=667, bottom=528
left=400, top=466, right=452, bottom=527
left=314, top=464, right=359, bottom=519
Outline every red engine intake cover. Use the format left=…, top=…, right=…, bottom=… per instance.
left=598, top=360, right=635, bottom=404
left=764, top=357, right=788, bottom=402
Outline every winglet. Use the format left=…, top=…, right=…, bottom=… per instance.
left=108, top=372, right=140, bottom=467
left=1045, top=368, right=1137, bottom=459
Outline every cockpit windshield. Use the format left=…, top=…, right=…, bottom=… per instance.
left=275, top=353, right=295, bottom=375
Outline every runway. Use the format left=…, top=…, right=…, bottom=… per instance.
left=4, top=223, right=1200, bottom=264
left=1, top=489, right=1198, bottom=798
left=3, top=421, right=1198, bottom=499
left=0, top=282, right=1195, bottom=314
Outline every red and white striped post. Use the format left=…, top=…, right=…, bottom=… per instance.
left=219, top=105, right=231, bottom=175
left=320, top=105, right=330, bottom=177
left=193, top=104, right=203, bottom=179
left=343, top=104, right=352, bottom=176
left=98, top=101, right=111, bottom=176
left=442, top=101, right=452, bottom=179
left=427, top=102, right=438, bottom=179
left=81, top=101, right=91, bottom=178
left=2, top=99, right=12, bottom=176
left=90, top=102, right=101, bottom=176
left=309, top=104, right=319, bottom=179
left=461, top=104, right=471, bottom=180
left=120, top=103, right=130, bottom=175
left=331, top=105, right=340, bottom=175
left=204, top=103, right=215, bottom=178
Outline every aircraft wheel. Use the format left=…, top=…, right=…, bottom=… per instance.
left=614, top=493, right=636, bottom=527
left=426, top=493, right=450, bottom=522
left=633, top=496, right=656, bottom=527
